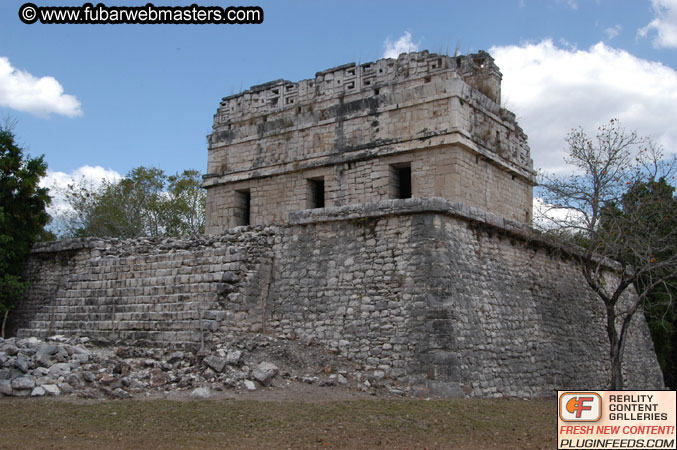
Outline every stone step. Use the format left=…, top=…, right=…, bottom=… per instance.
left=29, top=306, right=226, bottom=322
left=15, top=327, right=206, bottom=344
left=24, top=315, right=223, bottom=331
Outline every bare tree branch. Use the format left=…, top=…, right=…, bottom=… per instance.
left=539, top=119, right=677, bottom=389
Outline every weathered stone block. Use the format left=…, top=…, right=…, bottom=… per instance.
left=252, top=362, right=278, bottom=387
left=11, top=377, right=35, bottom=391
left=203, top=355, right=226, bottom=373
left=0, top=379, right=12, bottom=395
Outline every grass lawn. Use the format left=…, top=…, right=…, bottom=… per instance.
left=0, top=397, right=554, bottom=449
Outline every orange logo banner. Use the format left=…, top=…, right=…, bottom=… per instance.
left=557, top=390, right=676, bottom=449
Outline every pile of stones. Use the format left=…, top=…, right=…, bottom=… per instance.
left=0, top=334, right=399, bottom=399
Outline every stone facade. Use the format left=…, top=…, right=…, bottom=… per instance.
left=15, top=198, right=664, bottom=396
left=13, top=51, right=664, bottom=397
left=203, top=51, right=536, bottom=233
left=15, top=231, right=273, bottom=345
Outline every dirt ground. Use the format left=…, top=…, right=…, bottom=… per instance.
left=1, top=334, right=555, bottom=448
left=0, top=382, right=556, bottom=450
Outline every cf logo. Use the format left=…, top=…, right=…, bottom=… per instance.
left=559, top=392, right=602, bottom=422
left=567, top=396, right=594, bottom=418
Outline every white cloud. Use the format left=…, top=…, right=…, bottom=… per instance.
left=638, top=0, right=677, bottom=48
left=490, top=39, right=677, bottom=173
left=383, top=32, right=419, bottom=59
left=41, top=165, right=121, bottom=215
left=533, top=197, right=586, bottom=230
left=0, top=56, right=82, bottom=118
left=604, top=24, right=621, bottom=40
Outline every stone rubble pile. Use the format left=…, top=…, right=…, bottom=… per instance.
left=0, top=334, right=402, bottom=399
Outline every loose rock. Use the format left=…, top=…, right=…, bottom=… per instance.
left=252, top=362, right=278, bottom=387
left=48, top=363, right=71, bottom=378
left=203, top=356, right=226, bottom=373
left=0, top=379, right=12, bottom=395
left=42, top=384, right=61, bottom=396
left=190, top=387, right=211, bottom=399
left=11, top=377, right=35, bottom=390
left=31, top=386, right=46, bottom=397
left=112, top=388, right=131, bottom=399
left=0, top=334, right=394, bottom=400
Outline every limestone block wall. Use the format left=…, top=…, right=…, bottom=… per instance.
left=16, top=199, right=663, bottom=396
left=270, top=200, right=663, bottom=396
left=206, top=144, right=533, bottom=232
left=203, top=51, right=536, bottom=234
left=10, top=242, right=88, bottom=337
left=15, top=231, right=275, bottom=346
left=206, top=52, right=523, bottom=175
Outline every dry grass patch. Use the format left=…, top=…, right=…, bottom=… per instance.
left=0, top=397, right=555, bottom=449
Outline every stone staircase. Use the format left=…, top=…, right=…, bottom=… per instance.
left=16, top=230, right=275, bottom=347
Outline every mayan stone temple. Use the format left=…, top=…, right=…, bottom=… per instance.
left=14, top=51, right=663, bottom=398
left=203, top=51, right=535, bottom=231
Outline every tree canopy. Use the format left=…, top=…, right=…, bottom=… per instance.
left=0, top=125, right=51, bottom=336
left=57, top=166, right=206, bottom=238
left=599, top=178, right=677, bottom=388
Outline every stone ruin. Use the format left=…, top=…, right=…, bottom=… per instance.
left=203, top=50, right=534, bottom=231
left=6, top=51, right=664, bottom=398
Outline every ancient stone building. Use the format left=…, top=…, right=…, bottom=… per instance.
left=203, top=51, right=536, bottom=233
left=13, top=51, right=664, bottom=397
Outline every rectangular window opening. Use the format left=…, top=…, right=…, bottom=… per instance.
left=390, top=164, right=412, bottom=199
left=307, top=178, right=325, bottom=209
left=234, top=189, right=251, bottom=226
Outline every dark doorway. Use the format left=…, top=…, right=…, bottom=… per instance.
left=234, top=189, right=251, bottom=226
left=390, top=164, right=412, bottom=199
left=307, top=178, right=325, bottom=209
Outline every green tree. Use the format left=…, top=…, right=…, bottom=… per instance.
left=644, top=279, right=677, bottom=389
left=0, top=125, right=51, bottom=337
left=600, top=179, right=677, bottom=388
left=539, top=119, right=677, bottom=389
left=59, top=166, right=205, bottom=238
left=162, top=169, right=206, bottom=236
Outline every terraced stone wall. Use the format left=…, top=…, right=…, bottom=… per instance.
left=15, top=199, right=664, bottom=396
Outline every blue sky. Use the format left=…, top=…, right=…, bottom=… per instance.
left=1, top=0, right=676, bottom=197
